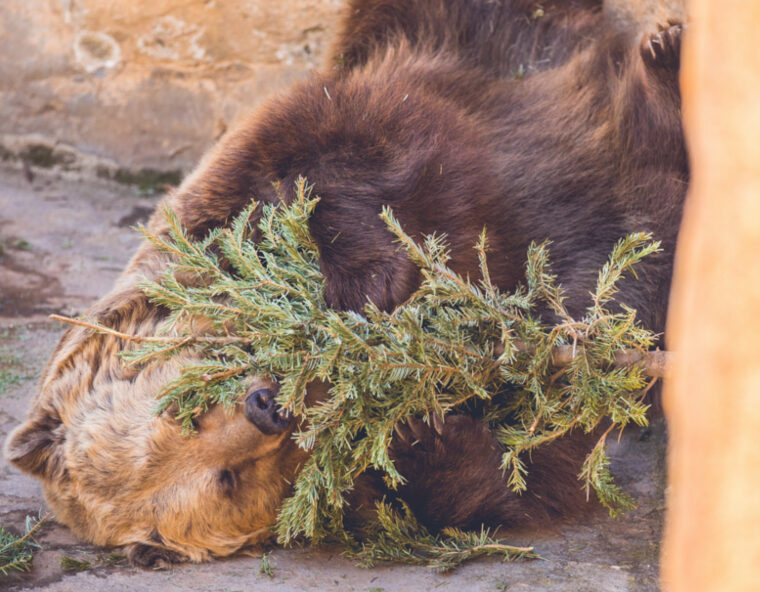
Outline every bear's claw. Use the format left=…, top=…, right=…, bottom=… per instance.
left=641, top=23, right=683, bottom=70
left=126, top=544, right=188, bottom=568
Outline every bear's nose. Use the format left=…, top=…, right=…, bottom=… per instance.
left=244, top=385, right=293, bottom=434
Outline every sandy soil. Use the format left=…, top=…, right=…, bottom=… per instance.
left=0, top=166, right=666, bottom=591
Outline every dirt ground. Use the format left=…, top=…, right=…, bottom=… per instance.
left=0, top=165, right=667, bottom=591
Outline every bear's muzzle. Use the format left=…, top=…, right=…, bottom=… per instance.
left=244, top=384, right=293, bottom=434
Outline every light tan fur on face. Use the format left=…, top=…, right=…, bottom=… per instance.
left=4, top=223, right=308, bottom=561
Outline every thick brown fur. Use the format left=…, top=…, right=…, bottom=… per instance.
left=331, top=0, right=606, bottom=73
left=4, top=0, right=687, bottom=562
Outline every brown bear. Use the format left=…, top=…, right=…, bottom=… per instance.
left=4, top=0, right=686, bottom=565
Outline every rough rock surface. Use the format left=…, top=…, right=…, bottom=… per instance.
left=0, top=0, right=344, bottom=172
left=0, top=167, right=667, bottom=591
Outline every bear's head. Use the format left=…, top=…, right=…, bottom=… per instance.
left=4, top=282, right=311, bottom=564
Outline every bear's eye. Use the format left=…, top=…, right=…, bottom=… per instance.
left=217, top=469, right=238, bottom=496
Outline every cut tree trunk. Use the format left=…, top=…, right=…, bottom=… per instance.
left=663, top=1, right=760, bottom=590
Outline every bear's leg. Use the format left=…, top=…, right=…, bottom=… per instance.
left=389, top=415, right=594, bottom=531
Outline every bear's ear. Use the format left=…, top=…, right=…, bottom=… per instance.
left=4, top=409, right=66, bottom=480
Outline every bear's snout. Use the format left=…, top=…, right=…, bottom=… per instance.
left=244, top=385, right=292, bottom=435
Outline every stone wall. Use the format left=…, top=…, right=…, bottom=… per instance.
left=0, top=0, right=344, bottom=174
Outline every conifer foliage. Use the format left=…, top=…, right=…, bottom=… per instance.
left=115, top=178, right=660, bottom=568
left=0, top=514, right=49, bottom=576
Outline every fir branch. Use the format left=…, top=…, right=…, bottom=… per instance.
left=0, top=513, right=51, bottom=576
left=348, top=501, right=537, bottom=571
left=59, top=553, right=127, bottom=574
left=48, top=315, right=242, bottom=346
left=59, top=556, right=93, bottom=573
left=50, top=314, right=669, bottom=377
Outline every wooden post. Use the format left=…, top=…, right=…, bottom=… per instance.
left=663, top=1, right=760, bottom=590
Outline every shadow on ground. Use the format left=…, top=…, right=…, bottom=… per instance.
left=0, top=167, right=666, bottom=591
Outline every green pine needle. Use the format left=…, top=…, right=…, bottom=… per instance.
left=60, top=552, right=126, bottom=573
left=259, top=552, right=275, bottom=578
left=59, top=556, right=92, bottom=573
